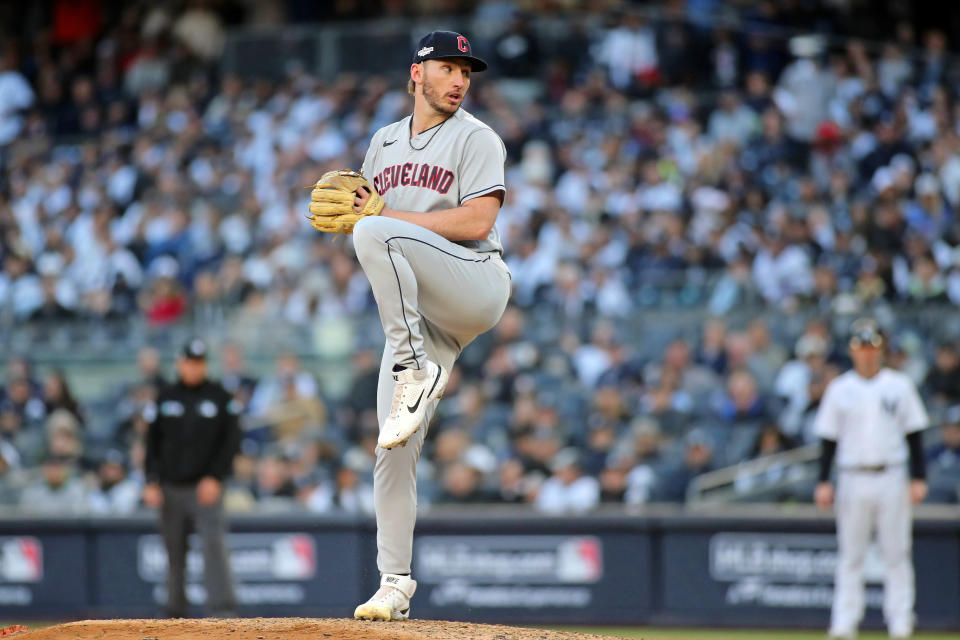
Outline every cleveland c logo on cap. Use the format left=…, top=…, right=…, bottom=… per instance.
left=457, top=36, right=468, bottom=52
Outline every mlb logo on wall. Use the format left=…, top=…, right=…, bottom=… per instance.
left=556, top=537, right=603, bottom=583
left=270, top=534, right=315, bottom=580
left=0, top=538, right=43, bottom=583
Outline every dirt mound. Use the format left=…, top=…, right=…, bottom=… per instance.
left=11, top=618, right=624, bottom=640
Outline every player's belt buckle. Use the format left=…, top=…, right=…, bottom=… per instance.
left=850, top=464, right=887, bottom=472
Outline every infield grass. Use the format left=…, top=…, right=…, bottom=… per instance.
left=550, top=628, right=959, bottom=639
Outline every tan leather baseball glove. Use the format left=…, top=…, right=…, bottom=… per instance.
left=306, top=170, right=385, bottom=234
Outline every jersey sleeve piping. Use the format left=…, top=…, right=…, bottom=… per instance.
left=460, top=184, right=505, bottom=204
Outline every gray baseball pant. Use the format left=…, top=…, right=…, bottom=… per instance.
left=353, top=216, right=511, bottom=575
left=160, top=484, right=237, bottom=617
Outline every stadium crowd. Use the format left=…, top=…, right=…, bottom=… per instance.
left=1, top=1, right=960, bottom=514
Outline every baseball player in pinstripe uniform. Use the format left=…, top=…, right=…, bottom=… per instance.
left=814, top=318, right=929, bottom=639
left=349, top=31, right=511, bottom=621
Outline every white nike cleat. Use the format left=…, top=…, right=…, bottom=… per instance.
left=353, top=573, right=417, bottom=621
left=378, top=360, right=447, bottom=450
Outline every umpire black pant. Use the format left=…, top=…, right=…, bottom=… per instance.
left=160, top=484, right=237, bottom=617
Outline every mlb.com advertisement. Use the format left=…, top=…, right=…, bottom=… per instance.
left=414, top=535, right=604, bottom=610
left=138, top=533, right=317, bottom=607
left=708, top=533, right=883, bottom=609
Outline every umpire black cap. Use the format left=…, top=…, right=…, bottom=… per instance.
left=180, top=338, right=208, bottom=360
left=849, top=318, right=884, bottom=349
left=412, top=31, right=487, bottom=72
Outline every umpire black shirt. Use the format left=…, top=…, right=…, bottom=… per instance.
left=145, top=379, right=242, bottom=485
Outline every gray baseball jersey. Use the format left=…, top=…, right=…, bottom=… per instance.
left=361, top=107, right=506, bottom=253
left=351, top=107, right=512, bottom=579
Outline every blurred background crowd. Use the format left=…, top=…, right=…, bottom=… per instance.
left=2, top=0, right=960, bottom=516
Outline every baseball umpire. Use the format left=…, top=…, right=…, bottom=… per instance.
left=814, top=318, right=928, bottom=639
left=304, top=30, right=510, bottom=620
left=143, top=339, right=241, bottom=618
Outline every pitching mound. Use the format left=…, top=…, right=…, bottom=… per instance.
left=11, top=617, right=625, bottom=640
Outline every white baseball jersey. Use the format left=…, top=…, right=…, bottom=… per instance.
left=360, top=108, right=506, bottom=254
left=814, top=368, right=928, bottom=467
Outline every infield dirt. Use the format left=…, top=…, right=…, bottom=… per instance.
left=9, top=617, right=629, bottom=639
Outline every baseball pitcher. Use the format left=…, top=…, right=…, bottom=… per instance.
left=814, top=318, right=928, bottom=639
left=306, top=31, right=510, bottom=620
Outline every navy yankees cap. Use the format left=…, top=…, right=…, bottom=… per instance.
left=849, top=318, right=884, bottom=348
left=412, top=31, right=487, bottom=72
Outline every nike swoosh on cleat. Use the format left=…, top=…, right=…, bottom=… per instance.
left=427, top=367, right=442, bottom=396
left=407, top=391, right=424, bottom=413
left=383, top=139, right=397, bottom=147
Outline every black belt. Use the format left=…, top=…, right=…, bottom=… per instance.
left=840, top=464, right=898, bottom=473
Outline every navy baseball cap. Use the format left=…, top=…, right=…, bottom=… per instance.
left=849, top=318, right=884, bottom=349
left=412, top=31, right=487, bottom=72
left=181, top=338, right=208, bottom=361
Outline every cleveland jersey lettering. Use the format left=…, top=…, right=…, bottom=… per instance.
left=361, top=108, right=506, bottom=253
left=373, top=163, right=455, bottom=195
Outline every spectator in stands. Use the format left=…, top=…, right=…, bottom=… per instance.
left=596, top=8, right=659, bottom=93
left=264, top=375, right=326, bottom=445
left=434, top=459, right=495, bottom=505
left=328, top=453, right=375, bottom=515
left=218, top=341, right=258, bottom=413
left=0, top=410, right=27, bottom=467
left=248, top=352, right=317, bottom=417
left=490, top=11, right=542, bottom=108
left=135, top=347, right=166, bottom=389
left=753, top=229, right=815, bottom=306
left=748, top=424, right=796, bottom=459
left=41, top=370, right=83, bottom=425
left=19, top=454, right=88, bottom=514
left=494, top=458, right=531, bottom=505
left=534, top=448, right=600, bottom=514
left=777, top=333, right=830, bottom=437
left=708, top=90, right=758, bottom=146
left=773, top=34, right=831, bottom=144
left=622, top=419, right=663, bottom=505
left=906, top=174, right=951, bottom=242
left=696, top=318, right=728, bottom=375
left=140, top=269, right=188, bottom=327
left=648, top=338, right=718, bottom=400
left=598, top=452, right=632, bottom=503
left=1, top=376, right=47, bottom=432
left=252, top=453, right=297, bottom=506
left=5, top=358, right=41, bottom=397
left=30, top=275, right=76, bottom=321
left=745, top=318, right=788, bottom=386
left=0, top=52, right=35, bottom=145
left=0, top=448, right=26, bottom=505
left=87, top=449, right=141, bottom=514
left=340, top=348, right=380, bottom=437
left=223, top=442, right=258, bottom=513
left=44, top=409, right=83, bottom=464
left=713, top=368, right=778, bottom=464
left=654, top=428, right=716, bottom=502
left=925, top=406, right=960, bottom=503
left=923, top=342, right=960, bottom=408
